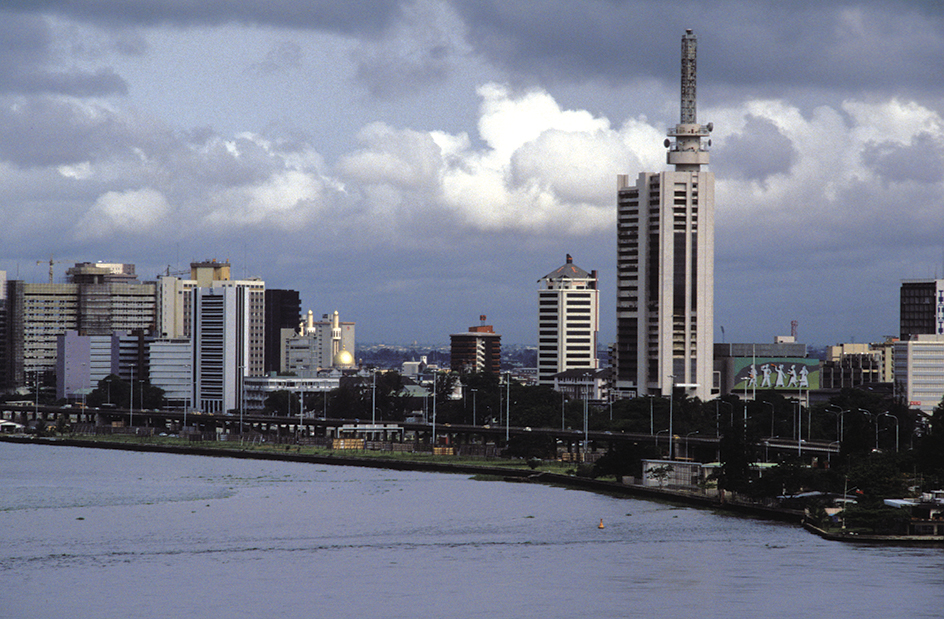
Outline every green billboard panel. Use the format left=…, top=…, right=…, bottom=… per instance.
left=732, top=358, right=821, bottom=391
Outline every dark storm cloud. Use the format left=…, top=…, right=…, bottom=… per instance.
left=0, top=98, right=133, bottom=166
left=5, top=0, right=402, bottom=35
left=0, top=12, right=127, bottom=96
left=452, top=0, right=944, bottom=96
left=713, top=115, right=796, bottom=181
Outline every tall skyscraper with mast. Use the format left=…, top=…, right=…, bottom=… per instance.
left=614, top=29, right=715, bottom=401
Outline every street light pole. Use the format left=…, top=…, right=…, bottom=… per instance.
left=561, top=390, right=566, bottom=431
left=879, top=411, right=899, bottom=452
left=668, top=375, right=675, bottom=460
left=371, top=369, right=377, bottom=425
left=858, top=408, right=875, bottom=450
left=471, top=388, right=477, bottom=427
left=505, top=372, right=510, bottom=442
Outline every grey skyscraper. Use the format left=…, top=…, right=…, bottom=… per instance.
left=615, top=30, right=715, bottom=401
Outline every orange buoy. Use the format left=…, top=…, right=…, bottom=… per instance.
left=598, top=518, right=604, bottom=529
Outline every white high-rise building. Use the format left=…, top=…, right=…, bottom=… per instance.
left=192, top=271, right=265, bottom=414
left=615, top=29, right=715, bottom=401
left=537, top=255, right=599, bottom=388
left=893, top=334, right=944, bottom=414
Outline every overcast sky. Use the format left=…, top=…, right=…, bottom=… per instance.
left=1, top=1, right=942, bottom=347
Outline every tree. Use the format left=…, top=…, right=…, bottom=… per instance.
left=86, top=374, right=164, bottom=410
left=917, top=398, right=944, bottom=481
left=504, top=434, right=556, bottom=460
left=592, top=441, right=661, bottom=481
left=646, top=464, right=674, bottom=488
left=264, top=390, right=300, bottom=416
left=717, top=417, right=756, bottom=495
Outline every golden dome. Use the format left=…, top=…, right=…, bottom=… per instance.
left=333, top=349, right=355, bottom=368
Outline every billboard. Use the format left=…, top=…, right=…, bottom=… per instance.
left=732, top=358, right=821, bottom=391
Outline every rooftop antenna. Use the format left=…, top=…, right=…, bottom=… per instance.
left=664, top=29, right=713, bottom=172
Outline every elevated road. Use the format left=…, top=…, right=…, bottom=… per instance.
left=2, top=403, right=840, bottom=463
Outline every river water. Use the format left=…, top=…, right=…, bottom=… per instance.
left=0, top=442, right=940, bottom=619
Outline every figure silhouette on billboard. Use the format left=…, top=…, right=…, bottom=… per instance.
left=760, top=363, right=772, bottom=388
left=746, top=364, right=758, bottom=388
left=787, top=365, right=799, bottom=388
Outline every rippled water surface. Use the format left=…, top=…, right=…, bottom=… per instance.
left=1, top=442, right=941, bottom=619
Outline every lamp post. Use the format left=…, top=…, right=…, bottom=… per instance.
left=371, top=369, right=377, bottom=425
left=858, top=408, right=875, bottom=450
left=826, top=404, right=847, bottom=444
left=796, top=400, right=801, bottom=458
left=878, top=412, right=899, bottom=452
left=764, top=401, right=774, bottom=438
left=668, top=375, right=675, bottom=460
left=560, top=389, right=565, bottom=431
left=656, top=429, right=669, bottom=453
left=471, top=388, right=478, bottom=427
left=505, top=372, right=511, bottom=442
left=827, top=441, right=841, bottom=464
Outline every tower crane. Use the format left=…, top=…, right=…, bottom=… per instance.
left=36, top=256, right=67, bottom=284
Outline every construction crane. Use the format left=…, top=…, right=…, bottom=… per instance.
left=36, top=256, right=67, bottom=284
left=157, top=265, right=190, bottom=278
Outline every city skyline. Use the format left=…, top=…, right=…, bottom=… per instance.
left=0, top=2, right=942, bottom=346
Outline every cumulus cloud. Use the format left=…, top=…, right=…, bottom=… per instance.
left=76, top=187, right=170, bottom=239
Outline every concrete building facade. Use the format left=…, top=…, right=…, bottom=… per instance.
left=149, top=338, right=193, bottom=408
left=900, top=279, right=944, bottom=340
left=893, top=334, right=944, bottom=414
left=193, top=287, right=248, bottom=413
left=615, top=30, right=715, bottom=401
left=4, top=265, right=156, bottom=389
left=537, top=255, right=599, bottom=387
left=450, top=323, right=501, bottom=375
left=264, top=289, right=301, bottom=374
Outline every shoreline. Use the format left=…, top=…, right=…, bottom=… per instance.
left=802, top=521, right=944, bottom=545
left=1, top=433, right=803, bottom=523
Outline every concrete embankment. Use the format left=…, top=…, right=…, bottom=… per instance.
left=802, top=521, right=944, bottom=545
left=0, top=435, right=803, bottom=523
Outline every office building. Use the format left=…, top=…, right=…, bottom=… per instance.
left=55, top=331, right=120, bottom=401
left=0, top=271, right=8, bottom=389
left=450, top=321, right=501, bottom=374
left=900, top=279, right=944, bottom=340
left=894, top=335, right=944, bottom=414
left=149, top=338, right=193, bottom=408
left=537, top=254, right=599, bottom=387
left=193, top=287, right=244, bottom=413
left=264, top=289, right=301, bottom=374
left=4, top=263, right=156, bottom=388
left=615, top=29, right=715, bottom=401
